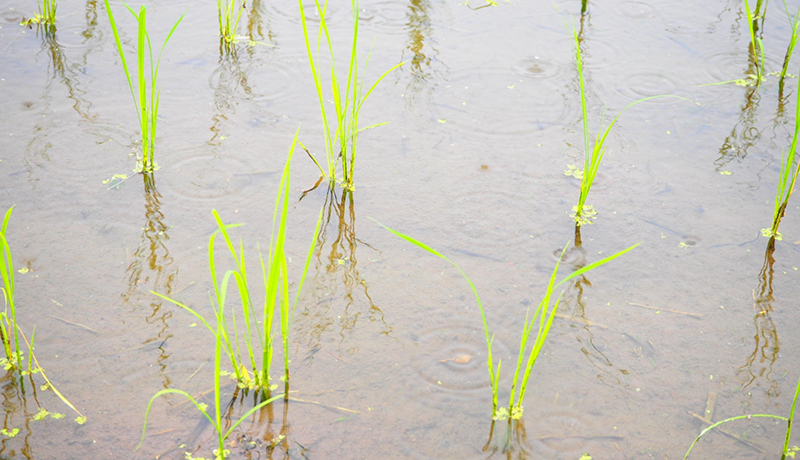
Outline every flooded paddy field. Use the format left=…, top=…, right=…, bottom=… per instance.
left=1, top=0, right=799, bottom=458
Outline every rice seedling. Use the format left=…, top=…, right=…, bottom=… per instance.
left=219, top=0, right=246, bottom=47
left=0, top=207, right=22, bottom=373
left=683, top=374, right=800, bottom=459
left=762, top=67, right=800, bottom=243
left=298, top=0, right=405, bottom=191
left=138, top=289, right=284, bottom=460
left=151, top=128, right=319, bottom=391
left=374, top=218, right=638, bottom=420
left=38, top=0, right=57, bottom=30
left=568, top=24, right=687, bottom=225
left=141, top=131, right=319, bottom=458
left=103, top=0, right=185, bottom=173
left=743, top=0, right=766, bottom=86
left=20, top=0, right=58, bottom=33
left=0, top=208, right=86, bottom=423
left=779, top=0, right=800, bottom=95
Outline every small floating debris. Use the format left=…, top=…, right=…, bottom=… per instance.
left=440, top=355, right=471, bottom=364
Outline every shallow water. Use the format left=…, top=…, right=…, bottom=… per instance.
left=1, top=0, right=800, bottom=458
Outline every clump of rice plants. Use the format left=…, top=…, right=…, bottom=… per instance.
left=375, top=219, right=638, bottom=420
left=298, top=0, right=404, bottom=191
left=142, top=212, right=286, bottom=458
left=684, top=375, right=800, bottom=459
left=1, top=207, right=85, bottom=423
left=151, top=129, right=319, bottom=391
left=20, top=0, right=58, bottom=33
left=141, top=131, right=319, bottom=458
left=138, top=286, right=283, bottom=460
left=218, top=0, right=246, bottom=48
left=0, top=207, right=23, bottom=373
left=568, top=23, right=686, bottom=226
left=103, top=0, right=185, bottom=173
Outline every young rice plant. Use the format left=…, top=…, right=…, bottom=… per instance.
left=218, top=0, right=245, bottom=47
left=141, top=129, right=319, bottom=459
left=298, top=0, right=404, bottom=191
left=568, top=23, right=686, bottom=225
left=0, top=207, right=23, bottom=373
left=779, top=0, right=800, bottom=94
left=20, top=0, right=58, bottom=32
left=0, top=208, right=85, bottom=423
left=375, top=219, right=638, bottom=420
left=743, top=0, right=766, bottom=86
left=139, top=286, right=283, bottom=460
left=103, top=0, right=184, bottom=173
left=151, top=128, right=320, bottom=393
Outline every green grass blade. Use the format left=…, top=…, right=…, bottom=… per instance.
left=511, top=244, right=567, bottom=408
left=571, top=25, right=590, bottom=170
left=0, top=207, right=20, bottom=370
left=137, top=389, right=217, bottom=451
left=743, top=0, right=760, bottom=67
left=298, top=0, right=335, bottom=180
left=554, top=243, right=640, bottom=289
left=0, top=207, right=15, bottom=306
left=372, top=219, right=497, bottom=408
left=684, top=414, right=788, bottom=459
left=103, top=0, right=140, bottom=125
left=783, top=375, right=800, bottom=458
left=222, top=393, right=285, bottom=440
left=151, top=291, right=215, bottom=337
left=354, top=61, right=406, bottom=114
left=18, top=324, right=84, bottom=419
left=771, top=56, right=800, bottom=235
left=136, top=6, right=148, bottom=166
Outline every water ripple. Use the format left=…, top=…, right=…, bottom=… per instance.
left=615, top=1, right=657, bottom=19
left=161, top=150, right=255, bottom=201
left=359, top=1, right=408, bottom=35
left=618, top=71, right=679, bottom=99
left=431, top=184, right=539, bottom=251
left=434, top=67, right=572, bottom=138
left=511, top=56, right=569, bottom=82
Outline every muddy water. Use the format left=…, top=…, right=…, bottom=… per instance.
left=1, top=0, right=800, bottom=458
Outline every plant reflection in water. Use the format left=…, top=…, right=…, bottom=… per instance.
left=298, top=186, right=391, bottom=362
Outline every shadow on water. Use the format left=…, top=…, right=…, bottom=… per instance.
left=297, top=186, right=391, bottom=360
left=737, top=238, right=781, bottom=405
left=120, top=173, right=177, bottom=390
